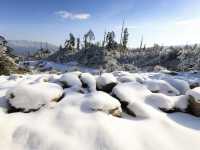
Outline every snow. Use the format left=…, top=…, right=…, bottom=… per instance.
left=86, top=91, right=122, bottom=116
left=116, top=73, right=145, bottom=83
left=59, top=72, right=82, bottom=90
left=0, top=71, right=200, bottom=150
left=96, top=73, right=117, bottom=89
left=80, top=73, right=96, bottom=92
left=6, top=82, right=63, bottom=111
left=144, top=93, right=175, bottom=110
left=144, top=79, right=180, bottom=96
left=112, top=82, right=151, bottom=103
left=186, top=87, right=200, bottom=100
left=163, top=78, right=190, bottom=95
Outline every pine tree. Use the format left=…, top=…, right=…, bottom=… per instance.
left=64, top=33, right=75, bottom=51
left=102, top=31, right=107, bottom=47
left=77, top=38, right=80, bottom=50
left=106, top=31, right=116, bottom=50
left=122, top=28, right=129, bottom=49
left=84, top=29, right=95, bottom=48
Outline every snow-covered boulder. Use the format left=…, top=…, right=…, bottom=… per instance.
left=96, top=73, right=117, bottom=93
left=112, top=82, right=151, bottom=116
left=144, top=93, right=175, bottom=111
left=6, top=82, right=63, bottom=112
left=173, top=95, right=189, bottom=111
left=186, top=87, right=200, bottom=116
left=186, top=87, right=200, bottom=101
left=80, top=73, right=96, bottom=92
left=144, top=79, right=180, bottom=96
left=86, top=91, right=122, bottom=117
left=59, top=72, right=82, bottom=89
left=112, top=82, right=151, bottom=104
left=164, top=78, right=190, bottom=95
left=127, top=102, right=165, bottom=118
left=117, top=74, right=145, bottom=84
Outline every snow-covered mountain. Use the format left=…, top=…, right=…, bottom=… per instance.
left=8, top=40, right=58, bottom=56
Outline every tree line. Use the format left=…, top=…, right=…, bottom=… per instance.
left=63, top=27, right=129, bottom=53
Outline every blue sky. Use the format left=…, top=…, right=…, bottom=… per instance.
left=0, top=0, right=200, bottom=47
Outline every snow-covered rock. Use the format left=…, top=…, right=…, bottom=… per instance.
left=163, top=78, right=190, bottom=95
left=112, top=82, right=151, bottom=104
left=80, top=73, right=96, bottom=92
left=86, top=91, right=122, bottom=117
left=6, top=82, right=63, bottom=111
left=128, top=102, right=165, bottom=118
left=96, top=73, right=117, bottom=92
left=144, top=93, right=175, bottom=111
left=144, top=79, right=180, bottom=96
left=59, top=72, right=82, bottom=89
left=186, top=87, right=200, bottom=116
left=186, top=87, right=200, bottom=101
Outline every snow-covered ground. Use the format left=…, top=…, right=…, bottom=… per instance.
left=0, top=71, right=200, bottom=150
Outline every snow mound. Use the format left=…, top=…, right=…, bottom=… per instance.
left=59, top=72, right=82, bottom=89
left=112, top=82, right=151, bottom=103
left=117, top=74, right=145, bottom=83
left=80, top=73, right=96, bottom=92
left=186, top=87, right=200, bottom=101
left=96, top=73, right=117, bottom=92
left=128, top=102, right=165, bottom=118
left=144, top=79, right=180, bottom=96
left=144, top=93, right=175, bottom=110
left=86, top=91, right=122, bottom=117
left=6, top=82, right=63, bottom=111
left=163, top=78, right=190, bottom=95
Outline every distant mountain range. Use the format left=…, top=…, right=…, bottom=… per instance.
left=8, top=40, right=58, bottom=56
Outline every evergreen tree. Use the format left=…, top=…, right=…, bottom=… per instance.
left=59, top=45, right=63, bottom=51
left=84, top=29, right=95, bottom=48
left=77, top=38, right=80, bottom=50
left=106, top=31, right=116, bottom=50
left=64, top=33, right=75, bottom=51
left=102, top=31, right=107, bottom=47
left=122, top=28, right=129, bottom=49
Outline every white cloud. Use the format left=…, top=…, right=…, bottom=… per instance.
left=56, top=11, right=90, bottom=20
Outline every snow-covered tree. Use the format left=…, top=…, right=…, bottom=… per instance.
left=64, top=33, right=76, bottom=51
left=122, top=28, right=129, bottom=50
left=106, top=31, right=117, bottom=50
left=84, top=30, right=95, bottom=48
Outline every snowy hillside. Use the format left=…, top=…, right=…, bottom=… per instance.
left=8, top=40, right=58, bottom=56
left=0, top=71, right=200, bottom=150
